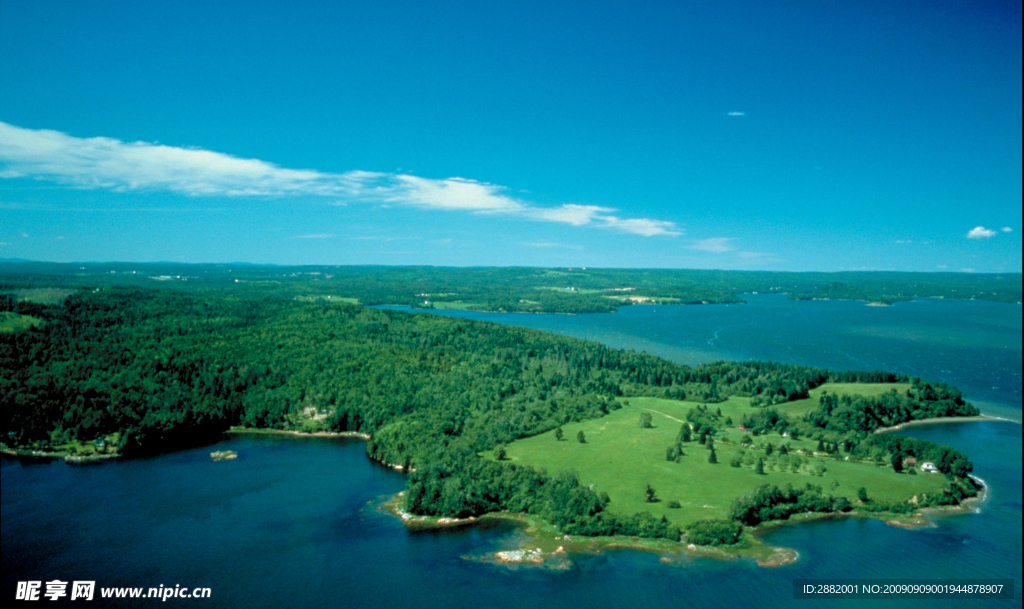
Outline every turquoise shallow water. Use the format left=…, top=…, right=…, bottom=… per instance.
left=3, top=297, right=1021, bottom=607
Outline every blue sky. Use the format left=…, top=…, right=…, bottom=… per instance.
left=1, top=0, right=1020, bottom=271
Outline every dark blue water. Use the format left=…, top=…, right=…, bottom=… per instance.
left=3, top=297, right=1021, bottom=607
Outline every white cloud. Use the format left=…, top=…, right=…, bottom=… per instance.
left=1001, top=226, right=1013, bottom=232
left=726, top=111, right=746, bottom=117
left=0, top=122, right=681, bottom=238
left=690, top=238, right=734, bottom=253
left=387, top=175, right=523, bottom=213
left=532, top=204, right=615, bottom=226
left=966, top=226, right=997, bottom=239
left=598, top=216, right=682, bottom=237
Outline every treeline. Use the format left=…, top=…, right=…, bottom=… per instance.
left=403, top=456, right=680, bottom=539
left=2, top=263, right=1020, bottom=315
left=729, top=477, right=978, bottom=528
left=807, top=381, right=976, bottom=433
left=0, top=286, right=981, bottom=543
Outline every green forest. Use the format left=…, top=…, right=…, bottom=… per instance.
left=1, top=282, right=982, bottom=544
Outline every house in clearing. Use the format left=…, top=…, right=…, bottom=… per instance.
left=921, top=462, right=939, bottom=473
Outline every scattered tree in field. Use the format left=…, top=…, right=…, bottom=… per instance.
left=577, top=430, right=586, bottom=444
left=708, top=448, right=718, bottom=464
left=554, top=427, right=564, bottom=441
left=908, top=467, right=917, bottom=475
left=765, top=442, right=774, bottom=457
left=817, top=439, right=825, bottom=451
left=494, top=444, right=507, bottom=460
left=725, top=416, right=733, bottom=425
left=830, top=479, right=839, bottom=491
left=779, top=444, right=788, bottom=455
left=639, top=412, right=653, bottom=428
left=705, top=437, right=715, bottom=451
left=667, top=500, right=681, bottom=509
left=729, top=455, right=742, bottom=467
left=645, top=484, right=658, bottom=503
left=755, top=458, right=765, bottom=475
left=858, top=487, right=869, bottom=502
left=891, top=454, right=904, bottom=472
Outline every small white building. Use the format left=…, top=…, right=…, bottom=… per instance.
left=921, top=462, right=939, bottom=473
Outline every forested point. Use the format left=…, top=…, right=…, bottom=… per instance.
left=1, top=286, right=981, bottom=544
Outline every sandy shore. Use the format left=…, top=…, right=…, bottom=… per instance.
left=227, top=427, right=370, bottom=440
left=1, top=446, right=121, bottom=462
left=874, top=415, right=1011, bottom=434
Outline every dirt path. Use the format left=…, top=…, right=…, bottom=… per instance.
left=642, top=408, right=685, bottom=424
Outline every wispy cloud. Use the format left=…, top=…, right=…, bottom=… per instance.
left=726, top=111, right=746, bottom=117
left=1001, top=226, right=1013, bottom=233
left=689, top=237, right=734, bottom=253
left=0, top=122, right=681, bottom=238
left=966, top=226, right=997, bottom=239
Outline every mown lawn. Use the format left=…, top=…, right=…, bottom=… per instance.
left=0, top=311, right=44, bottom=332
left=497, top=390, right=946, bottom=527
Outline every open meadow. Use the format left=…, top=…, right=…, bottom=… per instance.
left=0, top=311, right=43, bottom=333
left=496, top=385, right=946, bottom=526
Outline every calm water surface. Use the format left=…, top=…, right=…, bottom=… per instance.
left=3, top=297, right=1021, bottom=607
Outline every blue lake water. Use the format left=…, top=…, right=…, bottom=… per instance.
left=3, top=296, right=1021, bottom=607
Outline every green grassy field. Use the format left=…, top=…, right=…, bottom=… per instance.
left=496, top=389, right=945, bottom=527
left=0, top=311, right=44, bottom=332
left=293, top=295, right=360, bottom=304
left=9, top=288, right=75, bottom=304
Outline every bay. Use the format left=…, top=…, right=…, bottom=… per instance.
left=3, top=296, right=1021, bottom=607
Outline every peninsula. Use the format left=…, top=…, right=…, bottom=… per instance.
left=1, top=267, right=988, bottom=560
